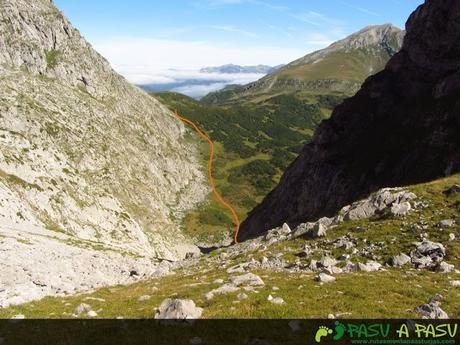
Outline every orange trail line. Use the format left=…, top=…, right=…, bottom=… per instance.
left=175, top=112, right=241, bottom=244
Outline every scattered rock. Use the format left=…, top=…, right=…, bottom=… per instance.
left=415, top=294, right=449, bottom=319
left=435, top=262, right=455, bottom=273
left=438, top=219, right=456, bottom=228
left=204, top=284, right=239, bottom=301
left=311, top=222, right=328, bottom=238
left=267, top=295, right=285, bottom=305
left=230, top=273, right=265, bottom=287
left=74, top=303, right=92, bottom=316
left=10, top=314, right=25, bottom=320
left=237, top=293, right=248, bottom=301
left=318, top=256, right=337, bottom=268
left=87, top=310, right=98, bottom=318
left=450, top=280, right=460, bottom=287
left=449, top=233, right=456, bottom=241
left=272, top=286, right=280, bottom=291
left=317, top=273, right=336, bottom=283
left=443, top=185, right=460, bottom=197
left=342, top=189, right=416, bottom=221
left=138, top=295, right=151, bottom=302
left=154, top=299, right=203, bottom=320
left=390, top=202, right=412, bottom=216
left=357, top=261, right=382, bottom=272
left=411, top=240, right=446, bottom=268
left=213, top=278, right=224, bottom=284
left=392, top=253, right=411, bottom=267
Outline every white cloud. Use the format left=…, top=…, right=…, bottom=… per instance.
left=172, top=83, right=228, bottom=98
left=94, top=37, right=305, bottom=84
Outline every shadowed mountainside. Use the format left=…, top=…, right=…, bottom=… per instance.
left=238, top=0, right=460, bottom=240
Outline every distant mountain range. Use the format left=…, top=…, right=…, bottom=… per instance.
left=201, top=24, right=405, bottom=105
left=200, top=64, right=284, bottom=74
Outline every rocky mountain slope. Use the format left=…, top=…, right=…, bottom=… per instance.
left=0, top=0, right=207, bottom=305
left=202, top=24, right=404, bottom=105
left=238, top=0, right=460, bottom=240
left=2, top=173, right=458, bottom=319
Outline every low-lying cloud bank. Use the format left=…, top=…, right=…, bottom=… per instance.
left=136, top=69, right=265, bottom=98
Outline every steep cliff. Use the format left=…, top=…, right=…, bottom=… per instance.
left=238, top=0, right=460, bottom=240
left=0, top=0, right=207, bottom=260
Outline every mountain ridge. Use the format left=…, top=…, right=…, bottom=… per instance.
left=202, top=24, right=404, bottom=105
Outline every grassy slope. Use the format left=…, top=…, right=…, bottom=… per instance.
left=153, top=92, right=333, bottom=243
left=2, top=174, right=458, bottom=319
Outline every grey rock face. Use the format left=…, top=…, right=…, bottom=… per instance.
left=0, top=0, right=207, bottom=305
left=238, top=0, right=460, bottom=240
left=154, top=299, right=203, bottom=320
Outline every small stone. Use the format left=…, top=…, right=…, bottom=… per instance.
left=138, top=295, right=151, bottom=302
left=271, top=297, right=285, bottom=305
left=450, top=280, right=460, bottom=287
left=230, top=273, right=265, bottom=287
left=213, top=279, right=224, bottom=284
left=357, top=261, right=382, bottom=272
left=74, top=303, right=92, bottom=315
left=327, top=314, right=336, bottom=319
left=449, top=233, right=456, bottom=241
left=237, top=293, right=248, bottom=300
left=317, top=273, right=336, bottom=283
left=116, top=316, right=124, bottom=319
left=10, top=314, right=25, bottom=319
left=87, top=310, right=98, bottom=318
left=438, top=219, right=456, bottom=228
left=272, top=286, right=279, bottom=291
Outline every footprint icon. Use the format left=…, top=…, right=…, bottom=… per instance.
left=315, top=326, right=333, bottom=343
left=333, top=321, right=346, bottom=341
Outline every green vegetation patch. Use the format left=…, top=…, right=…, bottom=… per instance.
left=45, top=49, right=60, bottom=69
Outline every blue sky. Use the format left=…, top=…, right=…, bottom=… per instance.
left=54, top=0, right=423, bottom=93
